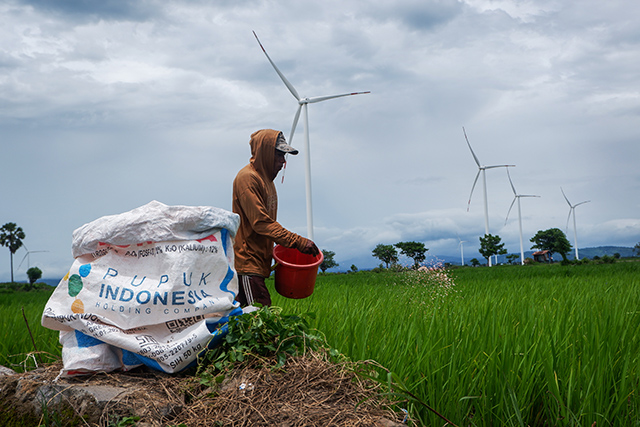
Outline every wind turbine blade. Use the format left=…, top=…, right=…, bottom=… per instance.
left=575, top=200, right=591, bottom=208
left=506, top=168, right=517, bottom=196
left=289, top=104, right=302, bottom=145
left=521, top=194, right=540, bottom=198
left=485, top=164, right=515, bottom=169
left=467, top=170, right=481, bottom=211
left=18, top=253, right=28, bottom=269
left=505, top=197, right=517, bottom=225
left=560, top=187, right=572, bottom=207
left=462, top=127, right=481, bottom=167
left=566, top=209, right=573, bottom=233
left=253, top=31, right=300, bottom=101
left=306, top=91, right=371, bottom=104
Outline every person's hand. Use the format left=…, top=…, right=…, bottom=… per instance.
left=300, top=239, right=320, bottom=257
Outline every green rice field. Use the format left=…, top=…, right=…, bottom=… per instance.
left=271, top=262, right=640, bottom=426
left=2, top=261, right=640, bottom=426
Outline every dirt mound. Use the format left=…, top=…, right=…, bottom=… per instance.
left=0, top=351, right=407, bottom=426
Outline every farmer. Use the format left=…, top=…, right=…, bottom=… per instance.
left=232, top=129, right=319, bottom=307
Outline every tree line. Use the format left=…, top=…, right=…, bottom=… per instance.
left=323, top=227, right=639, bottom=273
left=368, top=228, right=640, bottom=269
left=476, top=228, right=576, bottom=265
left=371, top=241, right=428, bottom=269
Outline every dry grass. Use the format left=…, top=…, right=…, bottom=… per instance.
left=1, top=350, right=407, bottom=427
left=172, top=350, right=404, bottom=427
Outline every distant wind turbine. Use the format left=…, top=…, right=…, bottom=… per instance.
left=463, top=127, right=515, bottom=266
left=561, top=187, right=590, bottom=260
left=458, top=237, right=467, bottom=266
left=254, top=31, right=370, bottom=241
left=18, top=244, right=48, bottom=270
left=505, top=169, right=540, bottom=265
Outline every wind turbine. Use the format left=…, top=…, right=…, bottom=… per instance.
left=18, top=244, right=48, bottom=270
left=457, top=237, right=467, bottom=266
left=561, top=187, right=590, bottom=260
left=505, top=169, right=540, bottom=265
left=463, top=127, right=515, bottom=266
left=254, top=31, right=370, bottom=241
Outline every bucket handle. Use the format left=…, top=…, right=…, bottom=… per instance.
left=270, top=262, right=279, bottom=271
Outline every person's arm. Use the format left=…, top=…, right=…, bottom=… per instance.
left=237, top=180, right=311, bottom=252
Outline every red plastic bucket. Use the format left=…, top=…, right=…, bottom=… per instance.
left=273, top=245, right=324, bottom=299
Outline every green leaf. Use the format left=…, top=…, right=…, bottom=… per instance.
left=196, top=306, right=333, bottom=374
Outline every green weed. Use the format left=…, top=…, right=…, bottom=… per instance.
left=196, top=305, right=339, bottom=381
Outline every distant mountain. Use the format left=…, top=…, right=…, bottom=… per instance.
left=479, top=246, right=636, bottom=265
left=39, top=278, right=62, bottom=287
left=569, top=246, right=636, bottom=259
left=13, top=278, right=61, bottom=287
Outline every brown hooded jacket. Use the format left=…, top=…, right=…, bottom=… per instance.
left=232, top=129, right=309, bottom=277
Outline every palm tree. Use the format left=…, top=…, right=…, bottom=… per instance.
left=0, top=222, right=26, bottom=283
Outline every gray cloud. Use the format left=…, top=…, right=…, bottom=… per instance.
left=16, top=0, right=162, bottom=22
left=1, top=0, right=639, bottom=279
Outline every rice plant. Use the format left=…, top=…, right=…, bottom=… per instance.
left=271, top=262, right=640, bottom=426
left=0, top=290, right=61, bottom=371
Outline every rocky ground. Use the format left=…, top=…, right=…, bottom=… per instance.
left=0, top=352, right=408, bottom=427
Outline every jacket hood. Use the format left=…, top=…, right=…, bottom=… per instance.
left=249, top=129, right=280, bottom=180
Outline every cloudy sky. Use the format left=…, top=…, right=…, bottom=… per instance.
left=1, top=0, right=639, bottom=279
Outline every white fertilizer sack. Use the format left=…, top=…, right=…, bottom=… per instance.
left=42, top=201, right=242, bottom=376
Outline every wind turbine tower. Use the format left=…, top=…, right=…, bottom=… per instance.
left=463, top=127, right=514, bottom=266
left=505, top=169, right=540, bottom=265
left=254, top=31, right=370, bottom=241
left=458, top=238, right=466, bottom=266
left=561, top=187, right=590, bottom=260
